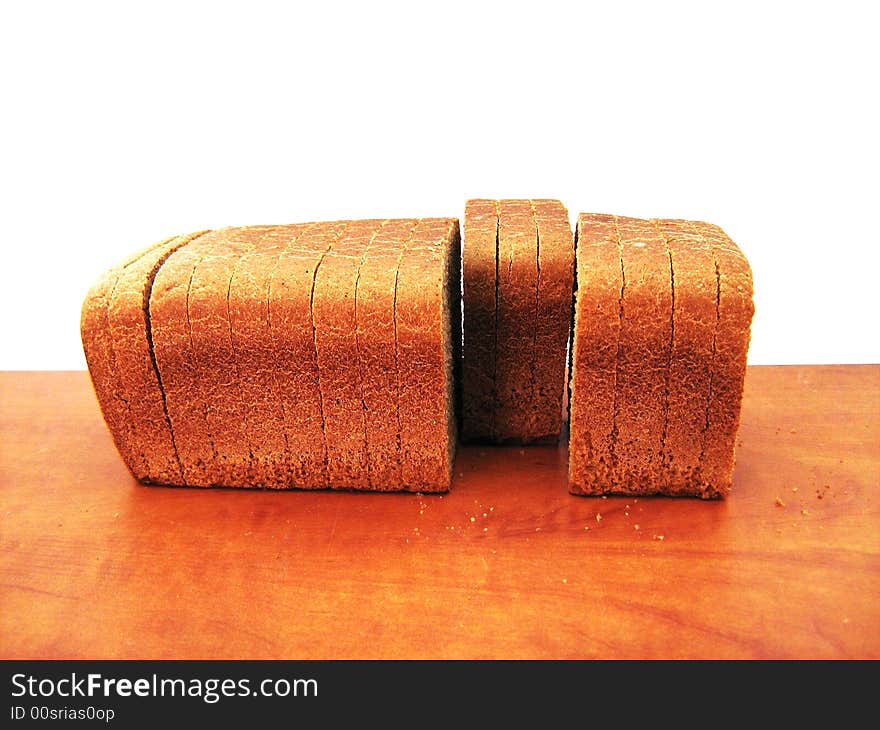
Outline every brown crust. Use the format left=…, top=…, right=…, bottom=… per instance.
left=106, top=231, right=207, bottom=486
left=81, top=235, right=180, bottom=480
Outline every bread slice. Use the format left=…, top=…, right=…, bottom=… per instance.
left=654, top=219, right=717, bottom=495
left=461, top=199, right=498, bottom=442
left=692, top=221, right=754, bottom=497
left=313, top=220, right=385, bottom=489
left=568, top=214, right=622, bottom=493
left=270, top=220, right=352, bottom=488
left=495, top=199, right=538, bottom=442
left=81, top=234, right=201, bottom=482
left=613, top=216, right=674, bottom=493
left=569, top=214, right=753, bottom=497
left=462, top=198, right=572, bottom=444
left=356, top=219, right=417, bottom=490
left=229, top=224, right=309, bottom=488
left=396, top=217, right=460, bottom=492
left=530, top=199, right=575, bottom=442
left=150, top=234, right=221, bottom=487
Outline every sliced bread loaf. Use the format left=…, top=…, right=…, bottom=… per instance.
left=569, top=214, right=753, bottom=497
left=462, top=198, right=572, bottom=445
left=85, top=218, right=459, bottom=492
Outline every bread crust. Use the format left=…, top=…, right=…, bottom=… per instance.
left=81, top=235, right=180, bottom=480
left=105, top=232, right=207, bottom=486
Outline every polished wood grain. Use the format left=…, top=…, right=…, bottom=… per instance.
left=1, top=366, right=878, bottom=659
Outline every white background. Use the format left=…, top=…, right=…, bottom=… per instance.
left=1, top=0, right=877, bottom=369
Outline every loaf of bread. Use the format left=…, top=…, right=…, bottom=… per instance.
left=461, top=198, right=574, bottom=444
left=82, top=219, right=460, bottom=492
left=569, top=214, right=753, bottom=498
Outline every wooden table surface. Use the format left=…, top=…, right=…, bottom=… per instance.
left=1, top=366, right=878, bottom=659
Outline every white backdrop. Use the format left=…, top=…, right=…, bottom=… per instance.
left=1, top=1, right=877, bottom=369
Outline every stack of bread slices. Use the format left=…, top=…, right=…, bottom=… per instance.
left=82, top=202, right=752, bottom=497
left=82, top=219, right=460, bottom=492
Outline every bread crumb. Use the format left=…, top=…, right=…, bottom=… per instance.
left=469, top=516, right=475, bottom=523
left=790, top=428, right=797, bottom=434
left=483, top=512, right=487, bottom=518
left=489, top=506, right=494, bottom=512
left=801, top=508, right=809, bottom=516
left=595, top=513, right=602, bottom=522
left=775, top=497, right=786, bottom=508
left=791, top=486, right=798, bottom=493
left=483, top=527, right=488, bottom=533
left=584, top=526, right=590, bottom=531
left=842, top=617, right=850, bottom=624
left=634, top=524, right=640, bottom=531
left=562, top=578, right=567, bottom=584
left=654, top=534, right=665, bottom=541
left=113, top=512, right=119, bottom=518
left=535, top=527, right=541, bottom=532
